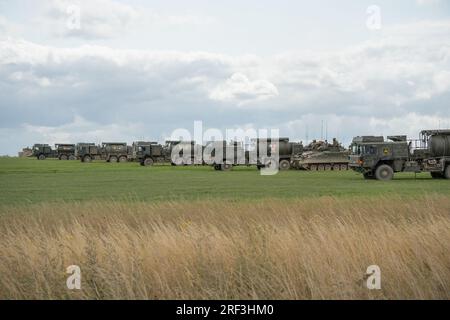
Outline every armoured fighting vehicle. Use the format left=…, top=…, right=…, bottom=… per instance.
left=252, top=138, right=304, bottom=170
left=19, top=147, right=33, bottom=158
left=31, top=144, right=56, bottom=160
left=349, top=130, right=450, bottom=181
left=133, top=141, right=166, bottom=166
left=55, top=144, right=76, bottom=160
left=294, top=138, right=350, bottom=171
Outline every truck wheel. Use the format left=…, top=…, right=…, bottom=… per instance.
left=431, top=172, right=444, bottom=179
left=375, top=164, right=394, bottom=181
left=444, top=166, right=450, bottom=180
left=83, top=155, right=92, bottom=163
left=69, top=155, right=76, bottom=160
left=143, top=158, right=154, bottom=166
left=119, top=156, right=128, bottom=163
left=38, top=154, right=46, bottom=160
left=333, top=164, right=340, bottom=171
left=109, top=156, right=118, bottom=163
left=221, top=163, right=232, bottom=171
left=340, top=164, right=348, bottom=170
left=60, top=155, right=68, bottom=161
left=279, top=160, right=291, bottom=171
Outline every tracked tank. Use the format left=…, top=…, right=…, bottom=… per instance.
left=293, top=138, right=350, bottom=171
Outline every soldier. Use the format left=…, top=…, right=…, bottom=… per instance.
left=333, top=138, right=339, bottom=147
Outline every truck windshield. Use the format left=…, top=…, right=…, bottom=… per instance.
left=352, top=145, right=376, bottom=155
left=352, top=145, right=362, bottom=155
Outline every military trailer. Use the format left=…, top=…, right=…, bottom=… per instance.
left=77, top=143, right=102, bottom=162
left=133, top=141, right=166, bottom=166
left=102, top=142, right=130, bottom=163
left=349, top=130, right=450, bottom=181
left=204, top=141, right=247, bottom=171
left=55, top=144, right=76, bottom=160
left=164, top=140, right=203, bottom=166
left=252, top=138, right=303, bottom=170
left=31, top=144, right=56, bottom=160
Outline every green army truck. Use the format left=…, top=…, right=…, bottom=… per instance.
left=77, top=143, right=102, bottom=163
left=102, top=142, right=130, bottom=163
left=55, top=144, right=76, bottom=160
left=203, top=141, right=248, bottom=171
left=349, top=130, right=450, bottom=181
left=164, top=140, right=203, bottom=166
left=133, top=141, right=166, bottom=166
left=31, top=144, right=56, bottom=160
left=253, top=138, right=304, bottom=170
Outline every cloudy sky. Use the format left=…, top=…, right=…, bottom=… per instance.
left=1, top=0, right=450, bottom=155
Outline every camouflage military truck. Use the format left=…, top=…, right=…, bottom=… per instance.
left=133, top=141, right=166, bottom=166
left=253, top=138, right=304, bottom=170
left=349, top=130, right=450, bottom=181
left=55, top=144, right=76, bottom=160
left=77, top=143, right=101, bottom=162
left=31, top=144, right=56, bottom=160
left=102, top=142, right=130, bottom=163
left=293, top=138, right=350, bottom=171
left=164, top=140, right=203, bottom=166
left=204, top=141, right=247, bottom=171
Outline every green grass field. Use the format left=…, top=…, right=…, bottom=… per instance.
left=1, top=157, right=450, bottom=299
left=1, top=157, right=449, bottom=205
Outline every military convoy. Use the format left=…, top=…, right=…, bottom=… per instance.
left=24, top=129, right=450, bottom=181
left=349, top=130, right=450, bottom=181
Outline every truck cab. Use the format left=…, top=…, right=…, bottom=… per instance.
left=350, top=132, right=450, bottom=180
left=77, top=143, right=100, bottom=163
left=349, top=136, right=412, bottom=180
left=133, top=141, right=164, bottom=166
left=32, top=144, right=56, bottom=160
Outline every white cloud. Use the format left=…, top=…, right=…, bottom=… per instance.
left=1, top=19, right=450, bottom=154
left=209, top=73, right=279, bottom=105
left=416, top=0, right=441, bottom=6
left=34, top=0, right=217, bottom=40
left=41, top=0, right=140, bottom=39
left=22, top=115, right=147, bottom=144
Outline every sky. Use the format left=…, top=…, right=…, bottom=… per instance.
left=0, top=0, right=450, bottom=155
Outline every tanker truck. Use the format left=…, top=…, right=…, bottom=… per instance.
left=203, top=141, right=248, bottom=171
left=349, top=130, right=450, bottom=181
left=252, top=138, right=304, bottom=170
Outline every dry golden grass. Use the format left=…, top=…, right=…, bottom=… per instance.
left=0, top=196, right=449, bottom=300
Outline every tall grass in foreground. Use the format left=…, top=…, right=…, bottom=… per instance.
left=0, top=196, right=449, bottom=300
